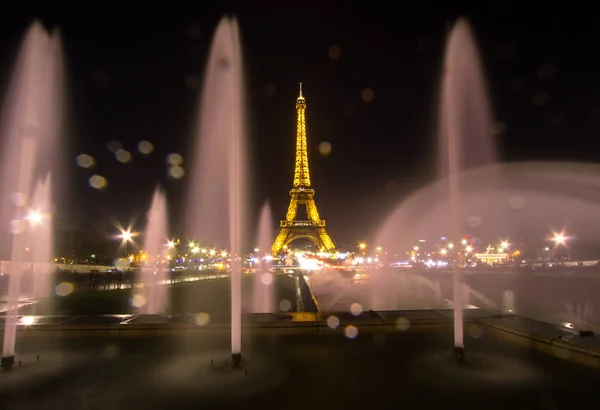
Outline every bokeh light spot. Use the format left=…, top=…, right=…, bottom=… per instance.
left=465, top=215, right=482, bottom=228
left=344, top=325, right=358, bottom=339
left=279, top=299, right=292, bottom=312
left=531, top=91, right=549, bottom=107
left=102, top=344, right=119, bottom=359
left=194, top=312, right=210, bottom=326
left=107, top=140, right=122, bottom=152
left=468, top=324, right=484, bottom=339
left=186, top=23, right=202, bottom=39
left=328, top=44, right=342, bottom=60
left=76, top=154, right=95, bottom=168
left=88, top=175, right=107, bottom=190
left=260, top=272, right=273, bottom=285
left=184, top=75, right=200, bottom=90
left=138, top=141, right=154, bottom=154
left=169, top=166, right=185, bottom=179
left=55, top=282, right=74, bottom=297
left=130, top=294, right=146, bottom=308
left=326, top=315, right=340, bottom=329
left=318, top=141, right=332, bottom=156
left=508, top=195, right=526, bottom=210
left=361, top=88, right=375, bottom=102
left=167, top=153, right=183, bottom=166
left=537, top=63, right=555, bottom=80
left=264, top=83, right=276, bottom=97
left=396, top=317, right=410, bottom=331
left=115, top=149, right=132, bottom=163
left=349, top=302, right=363, bottom=316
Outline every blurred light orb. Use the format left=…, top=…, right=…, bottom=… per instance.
left=396, top=317, right=410, bottom=331
left=116, top=259, right=129, bottom=270
left=264, top=83, right=276, bottom=97
left=531, top=91, right=549, bottom=107
left=538, top=63, right=555, bottom=80
left=169, top=166, right=185, bottom=179
left=465, top=215, right=482, bottom=228
left=138, top=141, right=154, bottom=154
left=102, top=344, right=119, bottom=359
left=361, top=88, right=375, bottom=102
left=76, top=153, right=95, bottom=168
left=107, top=140, right=122, bottom=152
left=88, top=175, right=107, bottom=190
left=115, top=149, right=132, bottom=163
left=328, top=44, right=342, bottom=60
left=508, top=195, right=526, bottom=210
left=318, top=141, right=332, bottom=156
left=468, top=323, right=484, bottom=339
left=167, top=153, right=183, bottom=166
left=349, top=302, right=363, bottom=316
left=184, top=75, right=200, bottom=90
left=9, top=219, right=26, bottom=234
left=186, top=23, right=202, bottom=39
left=279, top=299, right=292, bottom=312
left=130, top=294, right=146, bottom=308
left=344, top=325, right=359, bottom=339
left=260, top=272, right=273, bottom=285
left=55, top=282, right=74, bottom=297
left=327, top=315, right=340, bottom=329
left=194, top=312, right=210, bottom=326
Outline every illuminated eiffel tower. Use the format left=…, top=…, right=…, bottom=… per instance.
left=272, top=83, right=336, bottom=255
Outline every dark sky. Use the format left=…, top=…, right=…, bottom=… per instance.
left=1, top=1, right=600, bottom=248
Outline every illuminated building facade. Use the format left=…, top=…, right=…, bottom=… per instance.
left=272, top=83, right=335, bottom=255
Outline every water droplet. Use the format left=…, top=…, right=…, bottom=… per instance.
left=115, top=149, right=131, bottom=163
left=279, top=299, right=292, bottom=312
left=396, top=317, right=410, bottom=331
left=508, top=195, right=526, bottom=210
left=88, top=175, right=107, bottom=190
left=260, top=273, right=273, bottom=285
left=167, top=153, right=183, bottom=166
left=328, top=44, right=341, bottom=60
left=326, top=315, right=339, bottom=329
left=360, top=88, right=375, bottom=102
left=195, top=312, right=210, bottom=326
left=138, top=141, right=154, bottom=154
left=216, top=57, right=230, bottom=70
left=349, top=302, right=363, bottom=316
left=264, top=83, right=276, bottom=97
left=169, top=166, right=185, bottom=179
left=76, top=153, right=95, bottom=168
left=130, top=294, right=146, bottom=308
left=55, top=282, right=74, bottom=297
left=465, top=215, right=482, bottom=228
left=107, top=140, right=122, bottom=152
left=344, top=325, right=358, bottom=339
left=318, top=141, right=332, bottom=156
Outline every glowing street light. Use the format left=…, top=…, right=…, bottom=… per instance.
left=117, top=228, right=136, bottom=257
left=167, top=240, right=176, bottom=249
left=26, top=210, right=44, bottom=225
left=499, top=240, right=510, bottom=250
left=552, top=232, right=567, bottom=246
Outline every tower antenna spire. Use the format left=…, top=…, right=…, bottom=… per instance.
left=298, top=82, right=303, bottom=99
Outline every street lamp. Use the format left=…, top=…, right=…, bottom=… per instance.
left=118, top=228, right=136, bottom=259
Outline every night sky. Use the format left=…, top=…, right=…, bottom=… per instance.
left=1, top=1, right=600, bottom=249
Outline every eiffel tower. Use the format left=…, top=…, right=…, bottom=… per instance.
left=272, top=83, right=335, bottom=255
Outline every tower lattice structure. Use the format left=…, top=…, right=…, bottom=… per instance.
left=272, top=83, right=336, bottom=255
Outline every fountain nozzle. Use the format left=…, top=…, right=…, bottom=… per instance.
left=231, top=353, right=242, bottom=367
left=453, top=346, right=466, bottom=362
left=1, top=356, right=15, bottom=371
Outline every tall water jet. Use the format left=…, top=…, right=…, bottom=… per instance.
left=1, top=22, right=62, bottom=371
left=29, top=173, right=53, bottom=300
left=502, top=290, right=515, bottom=315
left=185, top=16, right=246, bottom=366
left=439, top=18, right=494, bottom=359
left=139, top=187, right=169, bottom=315
left=252, top=201, right=275, bottom=313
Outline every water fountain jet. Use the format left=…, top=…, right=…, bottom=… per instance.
left=139, top=187, right=169, bottom=315
left=252, top=201, right=275, bottom=313
left=185, top=16, right=246, bottom=366
left=1, top=22, right=62, bottom=370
